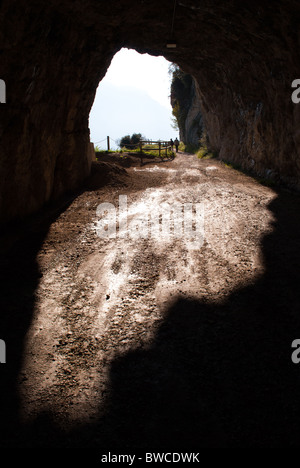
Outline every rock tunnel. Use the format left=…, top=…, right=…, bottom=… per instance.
left=1, top=0, right=300, bottom=224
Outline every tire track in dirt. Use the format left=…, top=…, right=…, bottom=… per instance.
left=18, top=153, right=276, bottom=427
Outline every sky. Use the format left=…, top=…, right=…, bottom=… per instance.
left=88, top=48, right=179, bottom=150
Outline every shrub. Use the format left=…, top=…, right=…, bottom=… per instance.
left=118, top=133, right=144, bottom=149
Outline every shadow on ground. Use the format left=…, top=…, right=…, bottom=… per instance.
left=0, top=194, right=76, bottom=446
left=2, top=188, right=300, bottom=448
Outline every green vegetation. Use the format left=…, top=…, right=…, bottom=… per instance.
left=116, top=133, right=174, bottom=159
left=94, top=136, right=174, bottom=161
left=179, top=142, right=201, bottom=154
left=196, top=147, right=216, bottom=160
left=95, top=148, right=121, bottom=155
left=125, top=142, right=174, bottom=159
left=193, top=132, right=216, bottom=159
left=224, top=161, right=235, bottom=169
left=117, top=133, right=143, bottom=150
left=177, top=133, right=217, bottom=158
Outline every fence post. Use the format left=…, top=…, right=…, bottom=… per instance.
left=107, top=136, right=110, bottom=151
left=159, top=141, right=161, bottom=158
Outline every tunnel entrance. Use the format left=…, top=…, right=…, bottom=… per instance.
left=2, top=1, right=300, bottom=450
left=88, top=48, right=178, bottom=151
left=1, top=2, right=300, bottom=224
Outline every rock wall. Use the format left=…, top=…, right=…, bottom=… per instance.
left=184, top=79, right=204, bottom=149
left=1, top=0, right=300, bottom=223
left=170, top=69, right=204, bottom=148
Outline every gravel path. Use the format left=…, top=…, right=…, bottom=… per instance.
left=2, top=152, right=300, bottom=447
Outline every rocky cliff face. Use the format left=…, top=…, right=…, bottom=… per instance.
left=184, top=80, right=204, bottom=149
left=1, top=0, right=300, bottom=223
left=170, top=68, right=204, bottom=148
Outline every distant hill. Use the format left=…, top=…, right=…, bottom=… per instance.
left=89, top=82, right=178, bottom=149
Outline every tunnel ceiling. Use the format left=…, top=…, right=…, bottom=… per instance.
left=1, top=0, right=300, bottom=223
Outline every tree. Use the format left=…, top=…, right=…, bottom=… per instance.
left=131, top=133, right=143, bottom=146
left=118, top=133, right=144, bottom=149
left=119, top=135, right=131, bottom=148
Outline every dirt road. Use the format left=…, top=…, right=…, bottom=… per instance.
left=2, top=152, right=300, bottom=447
